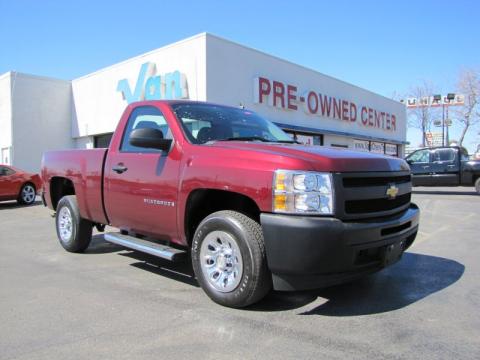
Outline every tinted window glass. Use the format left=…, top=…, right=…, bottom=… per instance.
left=120, top=106, right=172, bottom=152
left=434, top=149, right=455, bottom=162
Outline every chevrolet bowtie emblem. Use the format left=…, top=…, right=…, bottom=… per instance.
left=386, top=184, right=399, bottom=199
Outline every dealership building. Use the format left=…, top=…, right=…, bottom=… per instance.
left=0, top=33, right=407, bottom=172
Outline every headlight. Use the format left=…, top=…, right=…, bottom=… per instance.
left=273, top=170, right=334, bottom=215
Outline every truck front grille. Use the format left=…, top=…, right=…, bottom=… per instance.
left=345, top=193, right=411, bottom=214
left=343, top=175, right=411, bottom=188
left=334, top=171, right=412, bottom=220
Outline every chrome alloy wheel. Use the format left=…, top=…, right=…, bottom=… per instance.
left=58, top=207, right=73, bottom=243
left=22, top=185, right=36, bottom=203
left=199, top=230, right=244, bottom=293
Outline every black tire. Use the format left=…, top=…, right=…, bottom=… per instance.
left=55, top=195, right=92, bottom=253
left=475, top=178, right=480, bottom=195
left=191, top=210, right=271, bottom=308
left=17, top=183, right=36, bottom=205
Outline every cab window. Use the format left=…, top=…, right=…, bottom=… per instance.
left=408, top=149, right=431, bottom=163
left=433, top=149, right=456, bottom=163
left=120, top=106, right=173, bottom=152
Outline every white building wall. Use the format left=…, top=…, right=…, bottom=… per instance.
left=205, top=34, right=406, bottom=147
left=0, top=72, right=12, bottom=164
left=72, top=33, right=208, bottom=144
left=11, top=73, right=73, bottom=172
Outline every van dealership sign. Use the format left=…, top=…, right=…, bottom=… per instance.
left=254, top=77, right=398, bottom=132
left=117, top=62, right=188, bottom=103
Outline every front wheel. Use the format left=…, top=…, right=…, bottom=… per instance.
left=192, top=210, right=271, bottom=308
left=17, top=183, right=36, bottom=205
left=475, top=178, right=480, bottom=195
left=55, top=195, right=92, bottom=253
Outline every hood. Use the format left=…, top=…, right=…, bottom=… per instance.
left=208, top=141, right=410, bottom=172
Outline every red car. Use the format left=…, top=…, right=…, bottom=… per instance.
left=0, top=165, right=42, bottom=205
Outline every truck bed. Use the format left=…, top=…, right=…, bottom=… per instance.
left=42, top=149, right=109, bottom=224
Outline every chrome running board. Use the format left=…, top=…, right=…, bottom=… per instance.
left=104, top=232, right=186, bottom=261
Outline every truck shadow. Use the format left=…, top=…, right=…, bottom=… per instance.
left=84, top=235, right=198, bottom=286
left=84, top=234, right=125, bottom=254
left=119, top=250, right=199, bottom=288
left=252, top=252, right=464, bottom=315
left=84, top=238, right=465, bottom=315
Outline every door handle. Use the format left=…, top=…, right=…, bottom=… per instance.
left=112, top=164, right=128, bottom=174
left=422, top=165, right=430, bottom=169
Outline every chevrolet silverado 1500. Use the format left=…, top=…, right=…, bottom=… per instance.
left=42, top=101, right=419, bottom=308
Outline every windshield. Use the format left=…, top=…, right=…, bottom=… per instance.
left=171, top=103, right=295, bottom=144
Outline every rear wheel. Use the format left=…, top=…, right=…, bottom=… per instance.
left=475, top=178, right=480, bottom=195
left=55, top=195, right=92, bottom=252
left=192, top=210, right=271, bottom=308
left=17, top=183, right=36, bottom=205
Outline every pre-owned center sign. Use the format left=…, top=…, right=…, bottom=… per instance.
left=254, top=77, right=398, bottom=132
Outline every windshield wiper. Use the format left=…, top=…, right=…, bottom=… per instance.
left=276, top=139, right=301, bottom=144
left=220, top=136, right=298, bottom=144
left=221, top=136, right=271, bottom=142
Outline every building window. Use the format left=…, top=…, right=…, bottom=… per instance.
left=285, top=131, right=323, bottom=146
left=385, top=143, right=398, bottom=156
left=94, top=133, right=114, bottom=148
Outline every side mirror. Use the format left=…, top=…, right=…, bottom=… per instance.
left=129, top=128, right=172, bottom=151
left=406, top=159, right=413, bottom=165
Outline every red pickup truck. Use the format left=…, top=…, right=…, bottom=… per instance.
left=42, top=101, right=419, bottom=308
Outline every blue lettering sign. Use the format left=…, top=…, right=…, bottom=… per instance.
left=117, top=62, right=188, bottom=103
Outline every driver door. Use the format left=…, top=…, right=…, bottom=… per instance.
left=104, top=105, right=180, bottom=242
left=407, top=149, right=433, bottom=186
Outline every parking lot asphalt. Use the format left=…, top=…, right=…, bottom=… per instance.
left=1, top=187, right=479, bottom=360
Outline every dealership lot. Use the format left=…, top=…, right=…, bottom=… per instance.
left=1, top=188, right=479, bottom=359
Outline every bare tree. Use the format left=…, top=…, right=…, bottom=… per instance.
left=455, top=69, right=480, bottom=146
left=407, top=81, right=438, bottom=147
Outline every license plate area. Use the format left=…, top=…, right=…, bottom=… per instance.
left=381, top=240, right=405, bottom=267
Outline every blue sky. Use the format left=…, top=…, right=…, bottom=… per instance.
left=1, top=0, right=479, bottom=152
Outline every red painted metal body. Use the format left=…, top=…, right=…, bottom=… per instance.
left=0, top=165, right=42, bottom=202
left=41, top=100, right=409, bottom=247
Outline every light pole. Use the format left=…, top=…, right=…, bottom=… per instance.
left=433, top=93, right=456, bottom=146
left=445, top=93, right=456, bottom=146
left=433, top=94, right=443, bottom=146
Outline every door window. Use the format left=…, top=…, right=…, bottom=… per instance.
left=433, top=149, right=455, bottom=163
left=408, top=149, right=431, bottom=163
left=120, top=106, right=173, bottom=152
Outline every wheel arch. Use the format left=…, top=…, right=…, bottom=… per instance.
left=184, top=189, right=261, bottom=246
left=49, top=176, right=76, bottom=210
